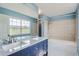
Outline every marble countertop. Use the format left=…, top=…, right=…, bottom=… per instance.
left=0, top=37, right=48, bottom=56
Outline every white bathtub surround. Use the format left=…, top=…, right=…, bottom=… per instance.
left=48, top=39, right=77, bottom=56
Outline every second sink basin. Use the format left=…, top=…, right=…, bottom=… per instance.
left=2, top=42, right=20, bottom=51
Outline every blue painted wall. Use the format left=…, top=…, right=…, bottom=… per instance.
left=0, top=7, right=36, bottom=22
left=50, top=12, right=76, bottom=21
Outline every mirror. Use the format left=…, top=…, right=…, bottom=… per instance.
left=0, top=14, right=32, bottom=45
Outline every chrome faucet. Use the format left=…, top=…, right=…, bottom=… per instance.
left=8, top=35, right=15, bottom=43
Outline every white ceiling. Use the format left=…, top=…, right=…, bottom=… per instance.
left=36, top=3, right=78, bottom=16
left=0, top=3, right=78, bottom=18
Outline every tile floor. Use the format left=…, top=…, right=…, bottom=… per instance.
left=48, top=39, right=78, bottom=56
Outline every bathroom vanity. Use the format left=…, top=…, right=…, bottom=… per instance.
left=0, top=37, right=48, bottom=56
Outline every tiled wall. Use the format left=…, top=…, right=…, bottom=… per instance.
left=48, top=18, right=76, bottom=41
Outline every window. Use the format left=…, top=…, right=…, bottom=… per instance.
left=9, top=18, right=31, bottom=36
left=21, top=20, right=30, bottom=34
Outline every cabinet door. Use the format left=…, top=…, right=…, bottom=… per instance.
left=30, top=44, right=39, bottom=56
left=37, top=41, right=44, bottom=56
left=20, top=47, right=31, bottom=56
left=43, top=39, right=48, bottom=55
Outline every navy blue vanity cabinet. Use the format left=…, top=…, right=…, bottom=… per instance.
left=37, top=41, right=44, bottom=55
left=9, top=39, right=48, bottom=56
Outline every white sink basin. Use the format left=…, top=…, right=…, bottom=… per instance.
left=32, top=37, right=40, bottom=40
left=2, top=42, right=20, bottom=51
left=2, top=40, right=31, bottom=52
left=22, top=40, right=30, bottom=44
